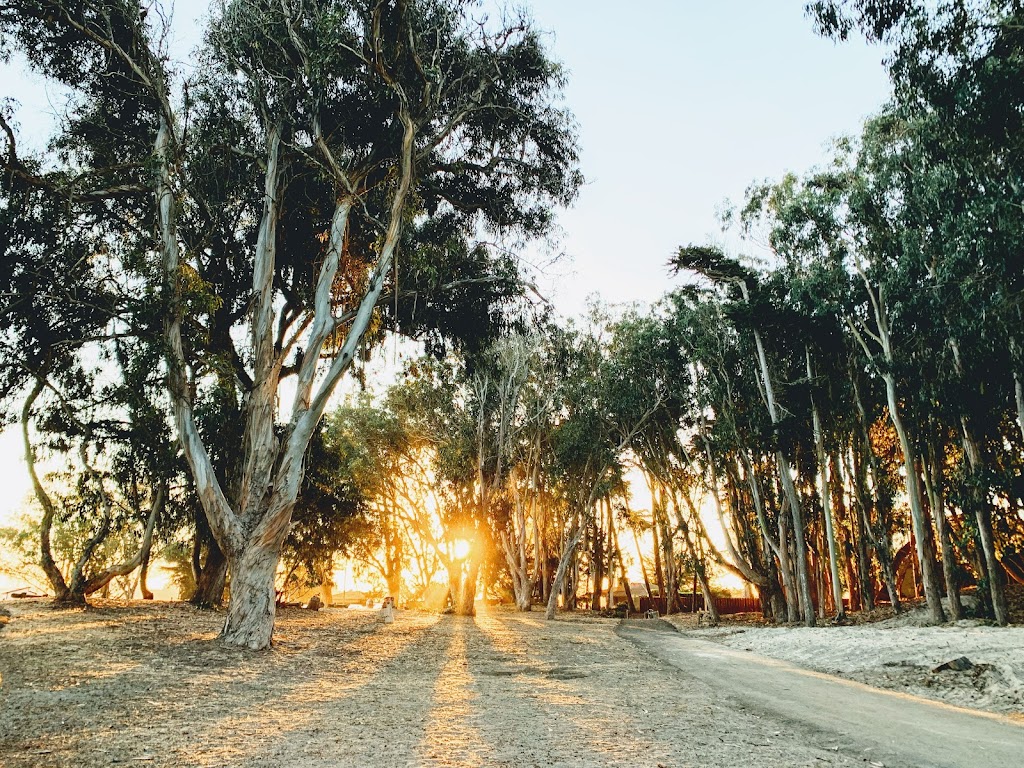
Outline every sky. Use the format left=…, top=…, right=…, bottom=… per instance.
left=0, top=2, right=892, bottom=580
left=525, top=1, right=891, bottom=314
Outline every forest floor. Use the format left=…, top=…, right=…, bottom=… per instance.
left=666, top=591, right=1024, bottom=717
left=0, top=599, right=909, bottom=768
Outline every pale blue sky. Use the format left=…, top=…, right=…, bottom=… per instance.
left=525, top=1, right=890, bottom=313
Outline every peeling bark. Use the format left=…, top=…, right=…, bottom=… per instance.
left=221, top=543, right=281, bottom=649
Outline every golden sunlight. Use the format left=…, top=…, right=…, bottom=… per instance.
left=452, top=539, right=471, bottom=560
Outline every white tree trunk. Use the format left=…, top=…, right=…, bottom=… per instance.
left=741, top=281, right=814, bottom=626
left=882, top=372, right=945, bottom=624
left=846, top=278, right=943, bottom=623
left=545, top=512, right=583, bottom=620
left=807, top=349, right=845, bottom=621
left=961, top=426, right=1009, bottom=625
left=157, top=110, right=417, bottom=649
left=222, top=542, right=282, bottom=649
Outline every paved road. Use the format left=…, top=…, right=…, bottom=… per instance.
left=617, top=621, right=1024, bottom=768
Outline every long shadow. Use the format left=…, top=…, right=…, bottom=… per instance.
left=0, top=607, right=444, bottom=768
left=411, top=616, right=497, bottom=767
left=464, top=611, right=685, bottom=766
left=169, top=611, right=450, bottom=767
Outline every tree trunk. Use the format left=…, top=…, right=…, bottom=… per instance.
left=457, top=557, right=479, bottom=616
left=740, top=281, right=813, bottom=626
left=1009, top=335, right=1024, bottom=445
left=565, top=550, right=578, bottom=610
left=612, top=522, right=636, bottom=613
left=501, top=525, right=533, bottom=611
left=221, top=543, right=281, bottom=649
left=839, top=451, right=874, bottom=612
left=848, top=283, right=943, bottom=622
left=519, top=491, right=534, bottom=611
left=960, top=428, right=1008, bottom=625
left=660, top=512, right=679, bottom=614
left=158, top=108, right=418, bottom=650
left=776, top=507, right=798, bottom=622
left=320, top=575, right=333, bottom=608
left=386, top=571, right=402, bottom=608
left=807, top=348, right=845, bottom=622
left=591, top=521, right=604, bottom=612
left=850, top=374, right=900, bottom=612
left=741, top=453, right=796, bottom=621
left=23, top=380, right=71, bottom=603
left=881, top=373, right=945, bottom=624
left=674, top=503, right=719, bottom=625
left=191, top=537, right=228, bottom=608
left=779, top=457, right=815, bottom=626
left=1015, top=367, right=1024, bottom=446
left=533, top=506, right=543, bottom=603
left=446, top=563, right=463, bottom=613
left=602, top=499, right=610, bottom=614
left=139, top=547, right=154, bottom=600
left=546, top=514, right=583, bottom=620
left=631, top=520, right=654, bottom=604
left=75, top=486, right=163, bottom=601
left=922, top=436, right=962, bottom=621
left=650, top=507, right=666, bottom=615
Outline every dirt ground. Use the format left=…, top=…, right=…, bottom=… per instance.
left=0, top=600, right=882, bottom=768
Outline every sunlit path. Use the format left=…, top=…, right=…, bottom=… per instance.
left=470, top=610, right=669, bottom=765
left=192, top=612, right=444, bottom=766
left=414, top=618, right=495, bottom=766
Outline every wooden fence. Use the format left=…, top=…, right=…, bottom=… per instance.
left=636, top=593, right=761, bottom=616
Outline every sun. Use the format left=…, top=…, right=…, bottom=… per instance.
left=453, top=539, right=471, bottom=560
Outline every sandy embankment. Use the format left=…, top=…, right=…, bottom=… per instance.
left=669, top=609, right=1024, bottom=716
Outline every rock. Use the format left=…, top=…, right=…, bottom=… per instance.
left=932, top=656, right=973, bottom=672
left=305, top=595, right=323, bottom=611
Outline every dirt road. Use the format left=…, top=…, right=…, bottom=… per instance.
left=618, top=621, right=1024, bottom=768
left=1, top=601, right=870, bottom=767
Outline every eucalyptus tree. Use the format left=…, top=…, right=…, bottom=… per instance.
left=671, top=248, right=819, bottom=625
left=737, top=171, right=904, bottom=621
left=625, top=311, right=720, bottom=619
left=1, top=0, right=579, bottom=647
left=14, top=343, right=170, bottom=606
left=0, top=116, right=177, bottom=606
left=653, top=289, right=792, bottom=620
left=480, top=331, right=559, bottom=612
left=811, top=0, right=1024, bottom=624
left=542, top=310, right=668, bottom=620
left=739, top=152, right=956, bottom=623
